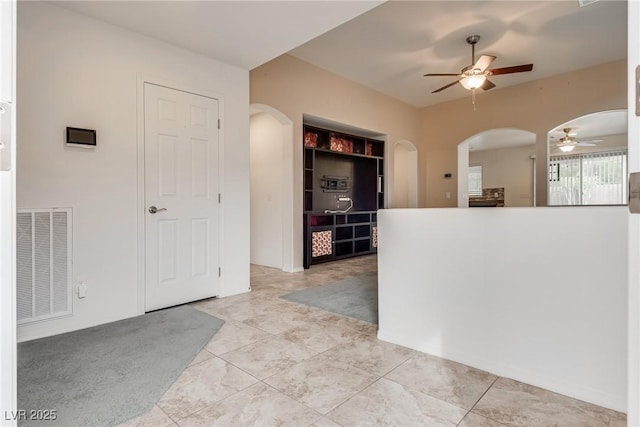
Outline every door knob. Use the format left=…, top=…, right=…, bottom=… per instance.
left=148, top=206, right=167, bottom=214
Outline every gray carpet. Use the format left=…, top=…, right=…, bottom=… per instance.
left=282, top=273, right=378, bottom=324
left=18, top=305, right=224, bottom=427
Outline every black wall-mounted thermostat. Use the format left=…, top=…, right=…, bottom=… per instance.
left=66, top=127, right=96, bottom=147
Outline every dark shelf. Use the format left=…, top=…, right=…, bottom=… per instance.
left=354, top=239, right=370, bottom=253
left=348, top=213, right=371, bottom=224
left=312, top=147, right=383, bottom=160
left=303, top=122, right=384, bottom=269
left=354, top=224, right=370, bottom=238
left=335, top=241, right=353, bottom=257
left=335, top=226, right=353, bottom=240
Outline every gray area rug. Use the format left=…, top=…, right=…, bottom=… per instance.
left=282, top=273, right=378, bottom=324
left=18, top=305, right=224, bottom=427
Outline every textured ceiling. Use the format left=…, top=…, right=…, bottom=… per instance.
left=289, top=0, right=627, bottom=107
left=51, top=0, right=628, bottom=142
left=53, top=0, right=384, bottom=70
left=54, top=1, right=627, bottom=108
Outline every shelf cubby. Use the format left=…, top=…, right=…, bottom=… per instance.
left=303, top=123, right=384, bottom=268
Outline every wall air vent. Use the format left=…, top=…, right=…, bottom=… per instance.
left=17, top=208, right=72, bottom=325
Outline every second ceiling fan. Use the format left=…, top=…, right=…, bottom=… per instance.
left=425, top=35, right=534, bottom=93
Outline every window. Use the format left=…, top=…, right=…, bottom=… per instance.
left=548, top=150, right=627, bottom=205
left=468, top=165, right=483, bottom=196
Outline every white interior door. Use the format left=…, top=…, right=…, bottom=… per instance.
left=144, top=83, right=220, bottom=311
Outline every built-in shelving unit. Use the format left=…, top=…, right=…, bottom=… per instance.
left=303, top=124, right=384, bottom=268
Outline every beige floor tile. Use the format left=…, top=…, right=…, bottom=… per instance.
left=209, top=298, right=285, bottom=322
left=243, top=303, right=321, bottom=335
left=220, top=335, right=317, bottom=380
left=175, top=383, right=321, bottom=427
left=117, top=405, right=175, bottom=427
left=609, top=410, right=627, bottom=427
left=190, top=301, right=233, bottom=321
left=385, top=352, right=497, bottom=410
left=204, top=320, right=272, bottom=355
left=458, top=412, right=509, bottom=427
left=329, top=378, right=467, bottom=427
left=312, top=311, right=378, bottom=336
left=128, top=256, right=618, bottom=427
left=472, top=378, right=611, bottom=427
left=264, top=354, right=378, bottom=415
left=311, top=417, right=343, bottom=427
left=321, top=334, right=414, bottom=376
left=188, top=349, right=215, bottom=367
left=157, top=357, right=258, bottom=420
left=280, top=321, right=367, bottom=354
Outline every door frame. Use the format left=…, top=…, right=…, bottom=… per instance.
left=136, top=75, right=225, bottom=314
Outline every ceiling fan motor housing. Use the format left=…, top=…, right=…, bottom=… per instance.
left=424, top=34, right=534, bottom=95
left=466, top=35, right=481, bottom=45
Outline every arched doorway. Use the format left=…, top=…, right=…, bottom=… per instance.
left=249, top=104, right=295, bottom=271
left=458, top=128, right=536, bottom=208
left=547, top=109, right=628, bottom=206
left=392, top=140, right=418, bottom=208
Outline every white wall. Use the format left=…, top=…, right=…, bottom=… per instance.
left=17, top=2, right=250, bottom=341
left=627, top=1, right=640, bottom=424
left=250, top=112, right=283, bottom=269
left=378, top=207, right=627, bottom=411
left=0, top=0, right=16, bottom=421
left=469, top=145, right=536, bottom=207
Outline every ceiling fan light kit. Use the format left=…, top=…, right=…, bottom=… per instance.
left=559, top=145, right=576, bottom=153
left=460, top=73, right=486, bottom=90
left=424, top=35, right=534, bottom=109
left=554, top=127, right=601, bottom=153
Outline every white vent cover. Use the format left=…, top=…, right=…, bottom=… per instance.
left=17, top=208, right=72, bottom=324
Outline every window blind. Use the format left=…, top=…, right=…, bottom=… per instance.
left=549, top=150, right=627, bottom=205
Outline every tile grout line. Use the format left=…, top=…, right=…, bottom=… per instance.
left=319, top=375, right=384, bottom=421
left=258, top=380, right=328, bottom=426
left=457, top=375, right=502, bottom=426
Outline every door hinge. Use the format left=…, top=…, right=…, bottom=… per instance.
left=218, top=193, right=221, bottom=203
left=218, top=118, right=221, bottom=129
left=218, top=267, right=221, bottom=277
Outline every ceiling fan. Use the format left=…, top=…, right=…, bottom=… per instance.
left=424, top=35, right=534, bottom=94
left=554, top=128, right=602, bottom=153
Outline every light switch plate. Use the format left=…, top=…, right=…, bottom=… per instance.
left=629, top=172, right=640, bottom=213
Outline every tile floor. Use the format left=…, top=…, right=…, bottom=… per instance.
left=120, top=255, right=626, bottom=427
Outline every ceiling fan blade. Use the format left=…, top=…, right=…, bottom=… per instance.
left=576, top=142, right=598, bottom=147
left=481, top=79, right=496, bottom=91
left=424, top=73, right=460, bottom=77
left=474, top=55, right=496, bottom=72
left=577, top=139, right=603, bottom=144
left=432, top=80, right=460, bottom=93
left=489, top=64, right=534, bottom=75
